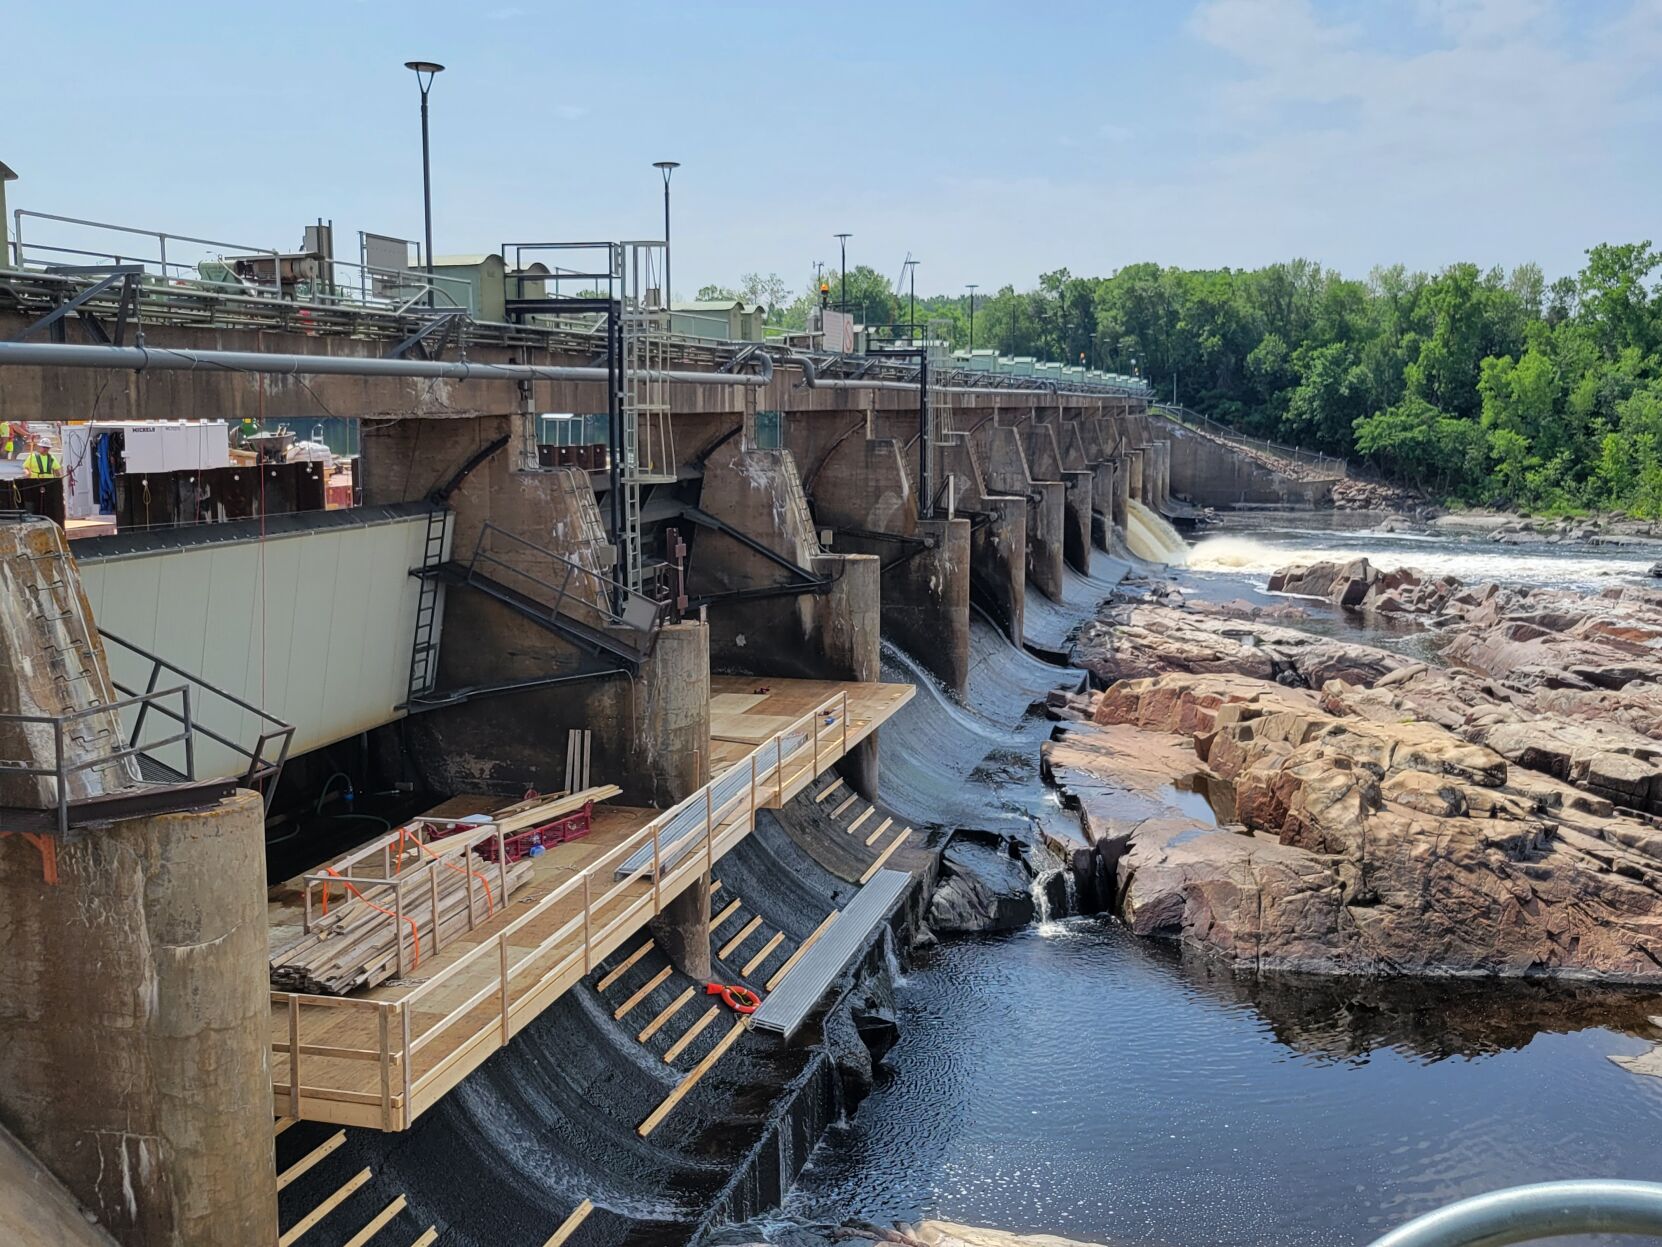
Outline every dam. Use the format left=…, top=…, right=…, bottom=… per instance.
left=0, top=184, right=1323, bottom=1247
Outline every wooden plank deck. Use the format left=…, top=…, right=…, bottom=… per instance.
left=267, top=675, right=913, bottom=1132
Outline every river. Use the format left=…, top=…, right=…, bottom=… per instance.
left=750, top=512, right=1662, bottom=1247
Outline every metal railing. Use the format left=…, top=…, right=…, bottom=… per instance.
left=464, top=521, right=665, bottom=646
left=9, top=209, right=473, bottom=317
left=0, top=685, right=194, bottom=837
left=1367, top=1180, right=1662, bottom=1246
left=100, top=629, right=293, bottom=807
left=1153, top=403, right=1349, bottom=479
left=271, top=688, right=852, bottom=1131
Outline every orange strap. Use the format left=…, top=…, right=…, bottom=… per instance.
left=322, top=867, right=421, bottom=970
left=394, top=826, right=496, bottom=917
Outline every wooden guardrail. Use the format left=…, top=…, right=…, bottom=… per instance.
left=271, top=690, right=851, bottom=1130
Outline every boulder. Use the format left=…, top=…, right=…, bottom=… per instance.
left=926, top=835, right=1036, bottom=935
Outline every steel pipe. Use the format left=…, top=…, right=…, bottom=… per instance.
left=0, top=340, right=771, bottom=386
left=1366, top=1180, right=1662, bottom=1247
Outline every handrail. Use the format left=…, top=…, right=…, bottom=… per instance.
left=272, top=686, right=854, bottom=1128
left=1152, top=403, right=1349, bottom=479
left=99, top=628, right=294, bottom=805
left=1367, top=1180, right=1662, bottom=1246
left=467, top=521, right=666, bottom=645
left=0, top=684, right=194, bottom=836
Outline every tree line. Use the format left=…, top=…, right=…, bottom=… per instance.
left=705, top=244, right=1662, bottom=516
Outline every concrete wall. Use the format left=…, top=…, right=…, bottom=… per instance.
left=1150, top=418, right=1333, bottom=509
left=0, top=791, right=277, bottom=1247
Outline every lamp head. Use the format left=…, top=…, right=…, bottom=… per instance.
left=654, top=160, right=680, bottom=185
left=405, top=61, right=444, bottom=92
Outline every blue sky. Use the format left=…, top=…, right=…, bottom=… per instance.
left=7, top=0, right=1661, bottom=298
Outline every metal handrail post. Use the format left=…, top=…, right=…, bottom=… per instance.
left=129, top=659, right=163, bottom=747
left=53, top=723, right=66, bottom=839
left=181, top=689, right=195, bottom=780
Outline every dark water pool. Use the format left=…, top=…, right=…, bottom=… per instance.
left=779, top=920, right=1662, bottom=1246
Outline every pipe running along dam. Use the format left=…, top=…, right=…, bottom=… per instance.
left=0, top=229, right=1325, bottom=1247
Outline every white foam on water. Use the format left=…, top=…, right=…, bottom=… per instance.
left=1187, top=532, right=1654, bottom=589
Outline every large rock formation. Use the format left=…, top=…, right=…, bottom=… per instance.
left=1047, top=672, right=1662, bottom=981
left=1074, top=603, right=1409, bottom=689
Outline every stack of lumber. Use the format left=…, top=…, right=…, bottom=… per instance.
left=268, top=787, right=617, bottom=996
left=490, top=785, right=620, bottom=837
left=269, top=851, right=533, bottom=996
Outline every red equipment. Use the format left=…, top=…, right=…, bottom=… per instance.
left=426, top=799, right=595, bottom=864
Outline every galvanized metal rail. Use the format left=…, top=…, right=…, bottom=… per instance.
left=749, top=867, right=911, bottom=1039
left=1367, top=1180, right=1662, bottom=1246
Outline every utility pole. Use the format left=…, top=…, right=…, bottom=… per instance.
left=966, top=283, right=978, bottom=350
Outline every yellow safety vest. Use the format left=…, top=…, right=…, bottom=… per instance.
left=24, top=451, right=59, bottom=478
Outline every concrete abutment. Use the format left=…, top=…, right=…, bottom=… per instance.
left=0, top=791, right=278, bottom=1247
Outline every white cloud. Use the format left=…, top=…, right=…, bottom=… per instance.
left=1163, top=0, right=1662, bottom=275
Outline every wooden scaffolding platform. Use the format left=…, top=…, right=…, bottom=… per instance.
left=266, top=675, right=913, bottom=1131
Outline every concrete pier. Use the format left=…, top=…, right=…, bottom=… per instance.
left=0, top=791, right=277, bottom=1247
left=877, top=516, right=971, bottom=694
left=939, top=434, right=1027, bottom=643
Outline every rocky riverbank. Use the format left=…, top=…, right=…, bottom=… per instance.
left=1047, top=555, right=1662, bottom=981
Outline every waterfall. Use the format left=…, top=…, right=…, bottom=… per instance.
left=1030, top=866, right=1074, bottom=935
left=882, top=927, right=908, bottom=986
left=1124, top=500, right=1189, bottom=565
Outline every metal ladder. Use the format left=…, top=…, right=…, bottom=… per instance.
left=619, top=242, right=675, bottom=592
left=405, top=508, right=450, bottom=703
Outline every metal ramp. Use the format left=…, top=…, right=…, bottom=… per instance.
left=749, top=867, right=911, bottom=1039
left=426, top=521, right=664, bottom=674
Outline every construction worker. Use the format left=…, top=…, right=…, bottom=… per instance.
left=236, top=415, right=261, bottom=447
left=0, top=422, right=12, bottom=457
left=23, top=437, right=60, bottom=479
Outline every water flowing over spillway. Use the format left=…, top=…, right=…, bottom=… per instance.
left=1124, top=499, right=1189, bottom=565
left=878, top=632, right=1076, bottom=833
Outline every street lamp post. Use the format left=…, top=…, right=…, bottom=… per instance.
left=966, top=283, right=979, bottom=350
left=834, top=233, right=851, bottom=311
left=653, top=160, right=680, bottom=309
left=404, top=60, right=445, bottom=308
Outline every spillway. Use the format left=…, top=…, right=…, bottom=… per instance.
left=1124, top=499, right=1189, bottom=564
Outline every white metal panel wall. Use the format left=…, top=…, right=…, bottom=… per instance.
left=75, top=514, right=438, bottom=779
